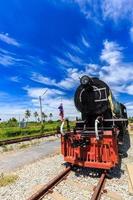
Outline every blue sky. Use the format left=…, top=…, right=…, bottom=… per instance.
left=0, top=0, right=133, bottom=120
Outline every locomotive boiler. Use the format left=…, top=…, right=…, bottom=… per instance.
left=61, top=75, right=128, bottom=169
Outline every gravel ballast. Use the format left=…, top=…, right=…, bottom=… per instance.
left=0, top=154, right=64, bottom=200
left=0, top=133, right=133, bottom=200
left=0, top=135, right=59, bottom=154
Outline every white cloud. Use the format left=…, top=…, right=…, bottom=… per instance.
left=82, top=36, right=90, bottom=48
left=125, top=85, right=133, bottom=95
left=31, top=64, right=98, bottom=91
left=85, top=64, right=99, bottom=76
left=31, top=73, right=57, bottom=87
left=58, top=67, right=80, bottom=89
left=102, top=0, right=133, bottom=22
left=0, top=47, right=47, bottom=68
left=125, top=102, right=133, bottom=110
left=72, top=0, right=133, bottom=24
left=65, top=36, right=90, bottom=53
left=59, top=0, right=133, bottom=29
left=34, top=97, right=80, bottom=120
left=66, top=42, right=83, bottom=54
left=0, top=97, right=32, bottom=121
left=0, top=91, right=9, bottom=97
left=31, top=70, right=79, bottom=90
left=69, top=0, right=102, bottom=24
left=55, top=0, right=133, bottom=33
left=0, top=96, right=80, bottom=121
left=0, top=107, right=25, bottom=115
left=23, top=86, right=80, bottom=120
left=100, top=63, right=133, bottom=86
left=27, top=56, right=46, bottom=66
left=0, top=47, right=17, bottom=66
left=130, top=27, right=133, bottom=42
left=0, top=47, right=19, bottom=66
left=125, top=102, right=133, bottom=116
left=19, top=36, right=133, bottom=118
left=65, top=52, right=83, bottom=64
left=58, top=66, right=93, bottom=89
left=55, top=37, right=90, bottom=68
left=23, top=86, right=64, bottom=99
left=59, top=68, right=80, bottom=87
left=31, top=39, right=133, bottom=102
left=0, top=108, right=25, bottom=121
left=0, top=54, right=16, bottom=66
left=100, top=40, right=133, bottom=96
left=100, top=40, right=123, bottom=65
left=0, top=49, right=24, bottom=67
left=10, top=76, right=20, bottom=83
left=55, top=57, right=72, bottom=67
left=0, top=33, right=20, bottom=47
left=0, top=48, right=15, bottom=55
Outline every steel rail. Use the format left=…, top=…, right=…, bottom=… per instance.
left=91, top=172, right=106, bottom=200
left=27, top=166, right=72, bottom=200
left=0, top=133, right=58, bottom=146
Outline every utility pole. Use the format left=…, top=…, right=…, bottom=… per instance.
left=39, top=90, right=47, bottom=124
left=39, top=96, right=43, bottom=124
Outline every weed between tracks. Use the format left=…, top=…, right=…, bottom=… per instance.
left=0, top=173, right=18, bottom=187
left=19, top=143, right=30, bottom=149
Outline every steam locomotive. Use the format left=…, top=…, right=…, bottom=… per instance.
left=61, top=75, right=128, bottom=169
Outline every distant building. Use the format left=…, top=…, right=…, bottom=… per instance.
left=19, top=118, right=27, bottom=128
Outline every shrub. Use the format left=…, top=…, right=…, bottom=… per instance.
left=7, top=118, right=18, bottom=127
left=0, top=173, right=18, bottom=187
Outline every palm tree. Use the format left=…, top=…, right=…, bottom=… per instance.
left=42, top=112, right=47, bottom=122
left=25, top=110, right=31, bottom=122
left=34, top=111, right=38, bottom=122
left=49, top=113, right=53, bottom=121
left=37, top=117, right=40, bottom=122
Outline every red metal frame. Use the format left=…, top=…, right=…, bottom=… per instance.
left=61, top=130, right=119, bottom=169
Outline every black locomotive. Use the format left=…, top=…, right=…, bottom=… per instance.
left=74, top=75, right=128, bottom=140
left=61, top=75, right=128, bottom=169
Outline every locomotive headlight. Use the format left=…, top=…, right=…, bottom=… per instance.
left=80, top=75, right=90, bottom=85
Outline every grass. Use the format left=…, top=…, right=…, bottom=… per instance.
left=2, top=145, right=10, bottom=152
left=0, top=173, right=18, bottom=187
left=19, top=143, right=30, bottom=149
left=0, top=121, right=75, bottom=141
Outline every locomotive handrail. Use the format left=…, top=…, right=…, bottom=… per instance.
left=95, top=118, right=100, bottom=140
left=104, top=118, right=128, bottom=121
left=60, top=120, right=65, bottom=135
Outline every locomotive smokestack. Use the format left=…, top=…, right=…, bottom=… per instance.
left=75, top=75, right=110, bottom=116
left=80, top=75, right=93, bottom=86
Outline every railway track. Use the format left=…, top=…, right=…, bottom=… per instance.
left=91, top=171, right=106, bottom=200
left=27, top=166, right=72, bottom=200
left=27, top=166, right=107, bottom=200
left=0, top=132, right=58, bottom=146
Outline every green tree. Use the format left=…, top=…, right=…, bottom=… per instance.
left=42, top=112, right=47, bottom=122
left=25, top=110, right=31, bottom=122
left=34, top=111, right=38, bottom=122
left=9, top=117, right=17, bottom=123
left=7, top=117, right=18, bottom=127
